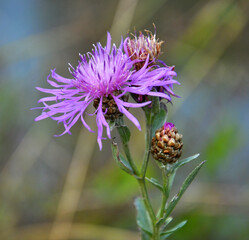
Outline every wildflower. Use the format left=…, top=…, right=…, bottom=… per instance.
left=151, top=122, right=183, bottom=164
left=124, top=27, right=163, bottom=71
left=35, top=33, right=179, bottom=149
left=124, top=27, right=179, bottom=103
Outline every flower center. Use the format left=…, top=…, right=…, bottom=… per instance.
left=93, top=90, right=129, bottom=121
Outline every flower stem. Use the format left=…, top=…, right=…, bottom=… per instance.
left=141, top=119, right=152, bottom=178
left=139, top=107, right=160, bottom=240
left=116, top=117, right=140, bottom=176
left=117, top=108, right=160, bottom=239
left=158, top=169, right=169, bottom=218
left=137, top=178, right=156, bottom=226
left=122, top=141, right=140, bottom=176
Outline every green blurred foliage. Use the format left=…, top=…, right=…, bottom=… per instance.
left=173, top=212, right=249, bottom=240
left=203, top=123, right=241, bottom=174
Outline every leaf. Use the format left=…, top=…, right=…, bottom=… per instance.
left=134, top=197, right=153, bottom=236
left=152, top=95, right=160, bottom=116
left=117, top=125, right=131, bottom=144
left=172, top=153, right=200, bottom=172
left=157, top=216, right=173, bottom=228
left=151, top=108, right=167, bottom=135
left=160, top=233, right=171, bottom=240
left=165, top=161, right=206, bottom=219
left=115, top=117, right=131, bottom=144
left=160, top=220, right=187, bottom=236
left=146, top=177, right=163, bottom=192
left=111, top=142, right=134, bottom=175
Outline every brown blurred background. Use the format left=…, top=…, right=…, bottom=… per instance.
left=0, top=0, right=249, bottom=239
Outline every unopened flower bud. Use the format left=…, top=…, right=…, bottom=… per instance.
left=151, top=122, right=183, bottom=164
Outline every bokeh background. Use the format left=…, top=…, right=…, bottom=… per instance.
left=1, top=0, right=249, bottom=239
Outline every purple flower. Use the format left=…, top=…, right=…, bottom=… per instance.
left=35, top=33, right=179, bottom=149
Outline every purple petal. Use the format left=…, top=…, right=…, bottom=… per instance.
left=115, top=100, right=141, bottom=130
left=113, top=95, right=150, bottom=108
left=105, top=32, right=112, bottom=54
left=146, top=91, right=171, bottom=101
left=51, top=69, right=73, bottom=83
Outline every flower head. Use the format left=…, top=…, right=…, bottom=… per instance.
left=124, top=26, right=180, bottom=103
left=124, top=26, right=163, bottom=71
left=35, top=33, right=179, bottom=149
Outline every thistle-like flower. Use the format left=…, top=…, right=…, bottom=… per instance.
left=35, top=33, right=179, bottom=149
left=124, top=27, right=179, bottom=103
left=124, top=28, right=163, bottom=71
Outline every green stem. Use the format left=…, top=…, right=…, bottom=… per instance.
left=138, top=178, right=156, bottom=225
left=157, top=166, right=176, bottom=231
left=117, top=108, right=160, bottom=239
left=141, top=119, right=152, bottom=178
left=159, top=170, right=168, bottom=218
left=116, top=118, right=140, bottom=176
left=122, top=141, right=140, bottom=176
left=153, top=226, right=160, bottom=240
left=140, top=108, right=160, bottom=240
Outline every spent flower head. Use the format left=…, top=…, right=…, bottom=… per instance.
left=124, top=26, right=163, bottom=70
left=124, top=26, right=179, bottom=103
left=34, top=33, right=179, bottom=149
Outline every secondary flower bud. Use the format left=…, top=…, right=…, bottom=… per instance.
left=124, top=28, right=163, bottom=71
left=124, top=27, right=179, bottom=105
left=151, top=122, right=183, bottom=164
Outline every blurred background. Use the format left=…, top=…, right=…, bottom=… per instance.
left=0, top=0, right=249, bottom=239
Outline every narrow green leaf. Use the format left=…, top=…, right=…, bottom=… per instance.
left=157, top=216, right=173, bottom=227
left=172, top=153, right=200, bottom=172
left=165, top=161, right=206, bottom=219
left=160, top=233, right=171, bottom=240
left=152, top=108, right=167, bottom=135
left=111, top=142, right=134, bottom=175
left=134, top=197, right=153, bottom=235
left=115, top=117, right=131, bottom=144
left=117, top=125, right=131, bottom=144
left=160, top=220, right=187, bottom=236
left=146, top=177, right=163, bottom=192
left=151, top=96, right=160, bottom=116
